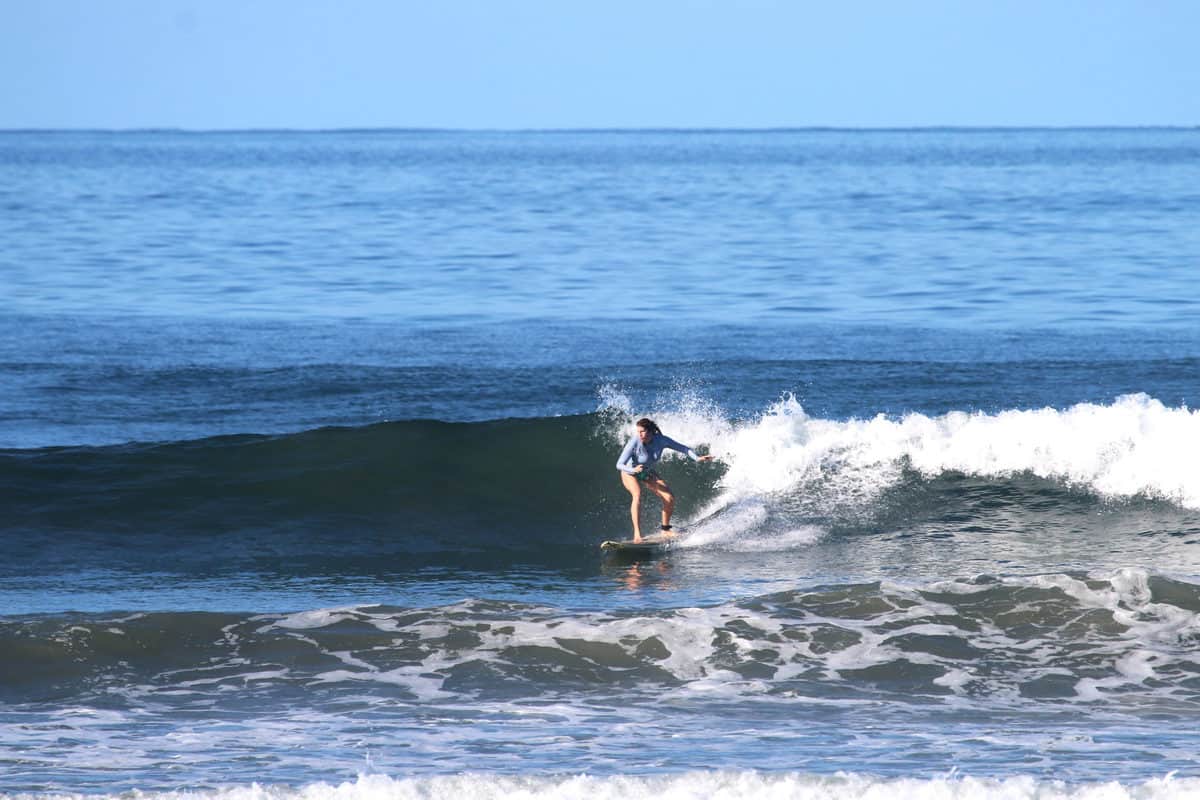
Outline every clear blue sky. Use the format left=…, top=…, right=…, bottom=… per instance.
left=3, top=0, right=1198, bottom=129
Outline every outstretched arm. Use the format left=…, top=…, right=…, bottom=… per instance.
left=659, top=436, right=715, bottom=463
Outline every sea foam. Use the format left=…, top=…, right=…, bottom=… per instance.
left=632, top=393, right=1200, bottom=512
left=9, top=771, right=1195, bottom=800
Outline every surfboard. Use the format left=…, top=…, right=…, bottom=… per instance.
left=600, top=533, right=678, bottom=554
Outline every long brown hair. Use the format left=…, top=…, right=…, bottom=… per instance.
left=636, top=417, right=661, bottom=436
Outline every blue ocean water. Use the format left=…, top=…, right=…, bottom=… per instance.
left=3, top=129, right=1200, bottom=799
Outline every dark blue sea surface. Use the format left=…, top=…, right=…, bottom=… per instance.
left=2, top=129, right=1200, bottom=799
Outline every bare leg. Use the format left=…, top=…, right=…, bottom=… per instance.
left=620, top=472, right=644, bottom=541
left=644, top=477, right=676, bottom=534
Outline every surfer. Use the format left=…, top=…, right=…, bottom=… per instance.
left=616, top=417, right=715, bottom=542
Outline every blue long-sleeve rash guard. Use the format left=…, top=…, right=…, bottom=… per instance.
left=616, top=433, right=701, bottom=474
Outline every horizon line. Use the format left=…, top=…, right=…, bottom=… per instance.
left=2, top=124, right=1198, bottom=135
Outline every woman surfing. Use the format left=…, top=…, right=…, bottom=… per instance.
left=615, top=417, right=715, bottom=542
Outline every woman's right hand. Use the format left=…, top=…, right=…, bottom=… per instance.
left=632, top=464, right=644, bottom=474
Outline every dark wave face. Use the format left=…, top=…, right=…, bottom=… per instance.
left=5, top=397, right=1200, bottom=579
left=0, top=415, right=667, bottom=568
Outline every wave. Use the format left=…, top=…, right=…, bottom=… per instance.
left=684, top=391, right=1200, bottom=509
left=0, top=415, right=658, bottom=563
left=2, top=394, right=1198, bottom=570
left=7, top=569, right=1200, bottom=710
left=5, top=771, right=1199, bottom=800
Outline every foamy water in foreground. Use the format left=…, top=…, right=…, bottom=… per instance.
left=9, top=771, right=1194, bottom=800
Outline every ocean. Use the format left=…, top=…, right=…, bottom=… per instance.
left=3, top=128, right=1200, bottom=798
